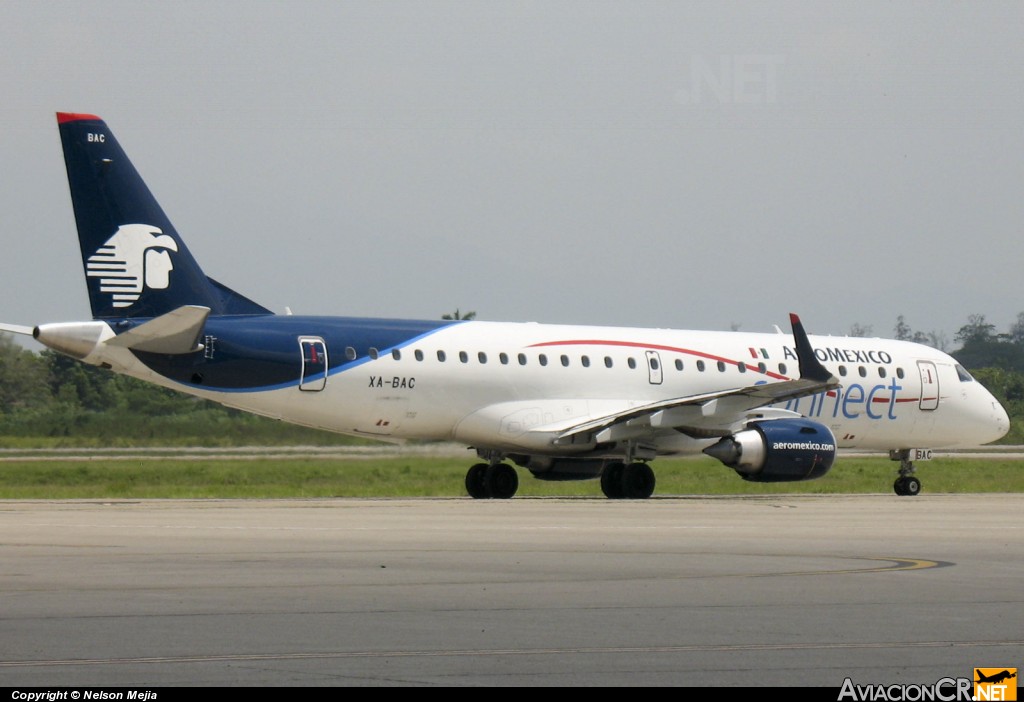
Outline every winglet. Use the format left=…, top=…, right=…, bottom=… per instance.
left=789, top=313, right=833, bottom=383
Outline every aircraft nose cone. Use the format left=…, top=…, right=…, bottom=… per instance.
left=991, top=399, right=1011, bottom=443
left=972, top=386, right=1011, bottom=446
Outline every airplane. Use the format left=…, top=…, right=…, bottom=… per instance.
left=976, top=670, right=1016, bottom=685
left=0, top=113, right=1010, bottom=499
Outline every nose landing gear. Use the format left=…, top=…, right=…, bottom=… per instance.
left=890, top=449, right=924, bottom=496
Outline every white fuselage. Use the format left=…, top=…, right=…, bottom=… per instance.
left=84, top=319, right=1010, bottom=458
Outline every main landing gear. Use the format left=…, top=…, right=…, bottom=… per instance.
left=600, top=461, right=656, bottom=499
left=465, top=462, right=519, bottom=499
left=890, top=449, right=922, bottom=496
left=462, top=458, right=657, bottom=499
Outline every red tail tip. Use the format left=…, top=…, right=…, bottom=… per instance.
left=56, top=112, right=102, bottom=124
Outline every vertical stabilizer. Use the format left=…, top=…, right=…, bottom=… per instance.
left=56, top=113, right=270, bottom=319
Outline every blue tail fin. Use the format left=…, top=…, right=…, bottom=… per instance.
left=57, top=112, right=271, bottom=319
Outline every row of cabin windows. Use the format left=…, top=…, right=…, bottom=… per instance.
left=837, top=365, right=906, bottom=379
left=342, top=345, right=906, bottom=379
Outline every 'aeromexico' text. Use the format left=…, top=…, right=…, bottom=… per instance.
left=783, top=345, right=893, bottom=365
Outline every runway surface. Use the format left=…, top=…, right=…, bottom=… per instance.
left=0, top=495, right=1021, bottom=686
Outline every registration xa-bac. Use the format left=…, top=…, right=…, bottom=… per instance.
left=0, top=113, right=1010, bottom=498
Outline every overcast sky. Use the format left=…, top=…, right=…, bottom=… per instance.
left=2, top=1, right=1022, bottom=348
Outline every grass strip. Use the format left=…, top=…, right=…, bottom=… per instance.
left=0, top=456, right=1020, bottom=499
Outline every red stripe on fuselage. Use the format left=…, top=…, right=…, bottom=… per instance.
left=527, top=339, right=790, bottom=380
left=528, top=338, right=922, bottom=406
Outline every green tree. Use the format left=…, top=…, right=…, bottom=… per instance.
left=892, top=315, right=945, bottom=350
left=893, top=315, right=912, bottom=341
left=955, top=314, right=996, bottom=346
left=1009, top=312, right=1024, bottom=345
left=42, top=350, right=124, bottom=411
left=0, top=334, right=52, bottom=412
left=442, top=309, right=476, bottom=321
left=950, top=313, right=1024, bottom=371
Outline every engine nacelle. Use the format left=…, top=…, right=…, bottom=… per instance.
left=33, top=321, right=113, bottom=362
left=703, top=418, right=836, bottom=482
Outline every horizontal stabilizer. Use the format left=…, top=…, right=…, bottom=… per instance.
left=105, top=305, right=210, bottom=354
left=0, top=323, right=34, bottom=337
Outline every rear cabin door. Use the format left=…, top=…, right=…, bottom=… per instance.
left=299, top=337, right=328, bottom=392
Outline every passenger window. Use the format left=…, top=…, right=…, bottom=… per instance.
left=858, top=366, right=867, bottom=377
left=437, top=350, right=446, bottom=362
left=697, top=360, right=705, bottom=372
left=897, top=368, right=905, bottom=379
left=878, top=367, right=886, bottom=378
left=581, top=355, right=590, bottom=367
left=414, top=349, right=424, bottom=362
left=539, top=354, right=548, bottom=367
left=838, top=366, right=847, bottom=377
left=345, top=346, right=357, bottom=360
left=560, top=355, right=569, bottom=367
left=478, top=352, right=487, bottom=364
left=604, top=356, right=613, bottom=368
left=518, top=353, right=527, bottom=366
left=717, top=361, right=726, bottom=372
left=778, top=363, right=787, bottom=375
left=675, top=359, right=683, bottom=371
left=369, top=347, right=379, bottom=360
left=738, top=363, right=746, bottom=373
left=758, top=362, right=766, bottom=373
left=627, top=358, right=637, bottom=369
left=499, top=353, right=509, bottom=365
left=392, top=349, right=401, bottom=361
left=459, top=351, right=468, bottom=363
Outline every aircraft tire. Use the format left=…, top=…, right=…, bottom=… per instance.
left=601, top=462, right=626, bottom=499
left=893, top=476, right=922, bottom=496
left=466, top=463, right=489, bottom=499
left=484, top=463, right=518, bottom=499
left=903, top=476, right=921, bottom=496
left=622, top=462, right=656, bottom=499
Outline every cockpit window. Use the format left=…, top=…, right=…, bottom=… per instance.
left=955, top=364, right=974, bottom=382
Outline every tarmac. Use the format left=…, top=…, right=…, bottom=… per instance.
left=0, top=494, right=1021, bottom=686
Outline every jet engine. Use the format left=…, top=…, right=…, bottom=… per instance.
left=703, top=418, right=836, bottom=482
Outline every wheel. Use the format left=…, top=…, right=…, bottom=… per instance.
left=894, top=476, right=921, bottom=496
left=466, top=463, right=489, bottom=499
left=903, top=476, right=921, bottom=496
left=622, top=462, right=656, bottom=499
left=893, top=477, right=906, bottom=495
left=484, top=463, right=518, bottom=499
left=601, top=462, right=626, bottom=499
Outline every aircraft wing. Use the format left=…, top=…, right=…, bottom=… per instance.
left=552, top=314, right=840, bottom=445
